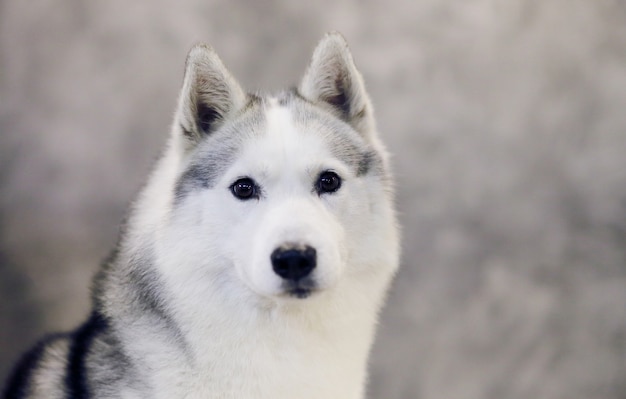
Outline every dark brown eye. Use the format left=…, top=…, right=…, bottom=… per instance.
left=231, top=178, right=258, bottom=200
left=316, top=171, right=342, bottom=194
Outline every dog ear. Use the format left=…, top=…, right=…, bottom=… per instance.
left=299, top=32, right=375, bottom=138
left=176, top=44, right=246, bottom=144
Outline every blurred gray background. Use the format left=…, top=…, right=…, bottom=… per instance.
left=1, top=1, right=626, bottom=398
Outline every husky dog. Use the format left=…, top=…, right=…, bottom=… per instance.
left=4, top=32, right=400, bottom=399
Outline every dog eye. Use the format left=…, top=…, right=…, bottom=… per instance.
left=316, top=171, right=342, bottom=194
left=230, top=178, right=258, bottom=200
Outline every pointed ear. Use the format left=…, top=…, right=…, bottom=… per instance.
left=299, top=32, right=375, bottom=137
left=175, top=44, right=246, bottom=144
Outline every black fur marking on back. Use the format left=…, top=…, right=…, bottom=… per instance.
left=85, top=322, right=133, bottom=395
left=3, top=334, right=68, bottom=399
left=65, top=312, right=108, bottom=399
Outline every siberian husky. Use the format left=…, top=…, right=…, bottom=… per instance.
left=4, top=32, right=400, bottom=399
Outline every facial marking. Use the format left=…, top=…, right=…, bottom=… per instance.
left=174, top=92, right=384, bottom=205
left=287, top=96, right=382, bottom=178
left=174, top=103, right=266, bottom=201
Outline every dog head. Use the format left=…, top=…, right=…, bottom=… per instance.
left=156, top=33, right=398, bottom=303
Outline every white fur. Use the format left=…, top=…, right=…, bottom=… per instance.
left=115, top=33, right=399, bottom=399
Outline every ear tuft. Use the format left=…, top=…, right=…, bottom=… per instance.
left=299, top=32, right=374, bottom=137
left=176, top=44, right=246, bottom=144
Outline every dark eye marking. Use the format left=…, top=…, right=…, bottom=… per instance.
left=230, top=177, right=259, bottom=200
left=316, top=171, right=342, bottom=195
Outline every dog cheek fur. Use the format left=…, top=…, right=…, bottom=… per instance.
left=338, top=174, right=399, bottom=279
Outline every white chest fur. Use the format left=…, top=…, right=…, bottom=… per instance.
left=132, top=279, right=382, bottom=399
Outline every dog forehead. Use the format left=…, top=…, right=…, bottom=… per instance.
left=254, top=96, right=370, bottom=169
left=259, top=100, right=327, bottom=156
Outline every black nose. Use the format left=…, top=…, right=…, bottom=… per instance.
left=271, top=246, right=317, bottom=281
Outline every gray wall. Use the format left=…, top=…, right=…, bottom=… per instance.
left=1, top=1, right=625, bottom=398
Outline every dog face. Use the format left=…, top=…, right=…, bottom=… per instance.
left=212, top=100, right=382, bottom=299
left=159, top=33, right=396, bottom=302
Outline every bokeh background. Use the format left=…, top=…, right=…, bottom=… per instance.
left=1, top=1, right=626, bottom=398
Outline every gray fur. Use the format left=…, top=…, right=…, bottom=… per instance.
left=178, top=44, right=247, bottom=144
left=81, top=327, right=133, bottom=397
left=29, top=336, right=71, bottom=399
left=124, top=266, right=189, bottom=356
left=287, top=94, right=385, bottom=179
left=174, top=36, right=386, bottom=203
left=3, top=34, right=394, bottom=399
left=175, top=90, right=384, bottom=202
left=298, top=32, right=375, bottom=141
left=174, top=98, right=267, bottom=200
left=94, top=248, right=192, bottom=362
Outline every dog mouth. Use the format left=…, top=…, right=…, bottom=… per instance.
left=289, top=287, right=313, bottom=299
left=282, top=277, right=317, bottom=299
